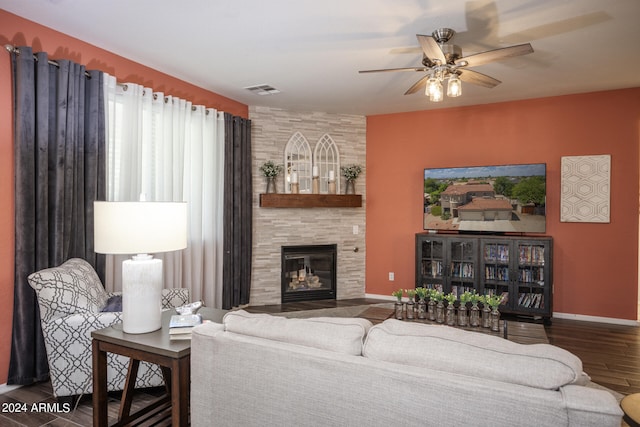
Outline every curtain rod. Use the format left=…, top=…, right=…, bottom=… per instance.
left=6, top=45, right=216, bottom=114
left=5, top=44, right=92, bottom=78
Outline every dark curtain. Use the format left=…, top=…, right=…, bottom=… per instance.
left=7, top=47, right=106, bottom=385
left=222, top=113, right=252, bottom=309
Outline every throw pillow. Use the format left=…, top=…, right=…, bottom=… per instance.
left=101, top=295, right=123, bottom=312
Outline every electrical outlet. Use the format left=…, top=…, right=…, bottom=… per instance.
left=352, top=225, right=359, bottom=235
left=388, top=272, right=395, bottom=281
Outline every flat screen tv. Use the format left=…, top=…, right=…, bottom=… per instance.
left=423, top=163, right=546, bottom=234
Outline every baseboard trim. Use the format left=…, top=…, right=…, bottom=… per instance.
left=553, top=311, right=639, bottom=326
left=365, top=293, right=396, bottom=302
left=365, top=293, right=639, bottom=326
left=0, top=383, right=21, bottom=395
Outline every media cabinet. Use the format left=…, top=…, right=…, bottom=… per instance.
left=416, top=233, right=552, bottom=322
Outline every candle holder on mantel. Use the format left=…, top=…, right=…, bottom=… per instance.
left=312, top=166, right=320, bottom=194
left=327, top=170, right=336, bottom=194
left=290, top=172, right=299, bottom=194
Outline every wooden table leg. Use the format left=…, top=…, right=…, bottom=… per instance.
left=171, top=356, right=190, bottom=426
left=118, top=359, right=140, bottom=422
left=92, top=340, right=108, bottom=427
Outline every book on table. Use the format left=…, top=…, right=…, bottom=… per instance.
left=169, top=314, right=203, bottom=340
left=170, top=331, right=194, bottom=341
left=169, top=313, right=203, bottom=329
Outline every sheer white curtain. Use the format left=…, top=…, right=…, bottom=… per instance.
left=103, top=74, right=225, bottom=307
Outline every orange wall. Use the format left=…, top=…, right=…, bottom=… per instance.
left=366, top=89, right=640, bottom=320
left=0, top=9, right=247, bottom=385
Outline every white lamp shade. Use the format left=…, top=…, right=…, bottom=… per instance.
left=94, top=201, right=187, bottom=255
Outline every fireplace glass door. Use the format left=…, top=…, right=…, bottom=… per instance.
left=282, top=244, right=337, bottom=302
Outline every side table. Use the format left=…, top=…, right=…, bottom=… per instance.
left=92, top=307, right=227, bottom=426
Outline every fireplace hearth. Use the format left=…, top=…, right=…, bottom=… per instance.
left=281, top=244, right=337, bottom=303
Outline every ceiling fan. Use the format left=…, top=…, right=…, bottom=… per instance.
left=359, top=28, right=534, bottom=101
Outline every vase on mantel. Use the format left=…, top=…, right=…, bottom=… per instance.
left=265, top=176, right=277, bottom=194
left=345, top=179, right=356, bottom=195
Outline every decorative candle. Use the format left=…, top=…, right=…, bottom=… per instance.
left=291, top=172, right=298, bottom=183
left=312, top=165, right=319, bottom=177
left=329, top=170, right=335, bottom=181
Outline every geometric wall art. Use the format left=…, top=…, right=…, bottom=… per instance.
left=560, top=154, right=611, bottom=223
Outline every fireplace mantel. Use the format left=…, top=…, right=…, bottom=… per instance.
left=259, top=193, right=362, bottom=208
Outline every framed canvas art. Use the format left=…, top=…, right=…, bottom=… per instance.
left=560, top=154, right=611, bottom=223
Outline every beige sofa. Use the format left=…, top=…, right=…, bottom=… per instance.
left=190, top=310, right=622, bottom=427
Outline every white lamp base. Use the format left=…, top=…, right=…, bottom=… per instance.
left=122, top=256, right=163, bottom=334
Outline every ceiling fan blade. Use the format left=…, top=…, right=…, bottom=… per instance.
left=457, top=69, right=501, bottom=88
left=455, top=43, right=533, bottom=67
left=404, top=75, right=430, bottom=95
left=416, top=34, right=446, bottom=64
left=359, top=66, right=427, bottom=74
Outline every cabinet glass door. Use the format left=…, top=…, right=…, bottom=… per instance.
left=419, top=239, right=444, bottom=293
left=516, top=243, right=546, bottom=312
left=481, top=241, right=510, bottom=310
left=449, top=239, right=476, bottom=297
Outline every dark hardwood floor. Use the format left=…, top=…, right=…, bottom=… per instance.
left=545, top=317, right=640, bottom=396
left=1, top=298, right=637, bottom=426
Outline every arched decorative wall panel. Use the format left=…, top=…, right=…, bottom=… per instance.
left=283, top=132, right=312, bottom=193
left=314, top=134, right=341, bottom=193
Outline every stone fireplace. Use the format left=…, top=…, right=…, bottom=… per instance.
left=250, top=106, right=366, bottom=306
left=281, top=244, right=337, bottom=303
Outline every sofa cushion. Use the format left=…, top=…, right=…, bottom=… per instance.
left=27, top=258, right=109, bottom=322
left=363, top=319, right=584, bottom=390
left=223, top=310, right=372, bottom=355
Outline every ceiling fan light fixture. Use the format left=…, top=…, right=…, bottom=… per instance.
left=360, top=27, right=533, bottom=102
left=425, top=76, right=440, bottom=97
left=447, top=74, right=462, bottom=97
left=430, top=81, right=443, bottom=102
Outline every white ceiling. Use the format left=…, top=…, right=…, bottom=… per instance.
left=2, top=0, right=640, bottom=116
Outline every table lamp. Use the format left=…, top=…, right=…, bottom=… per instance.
left=94, top=201, right=187, bottom=334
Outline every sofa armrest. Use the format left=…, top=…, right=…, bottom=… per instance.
left=44, top=311, right=123, bottom=337
left=561, top=385, right=623, bottom=427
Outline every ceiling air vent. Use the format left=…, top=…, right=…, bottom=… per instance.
left=244, top=84, right=281, bottom=96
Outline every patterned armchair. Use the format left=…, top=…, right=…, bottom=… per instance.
left=27, top=258, right=189, bottom=399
